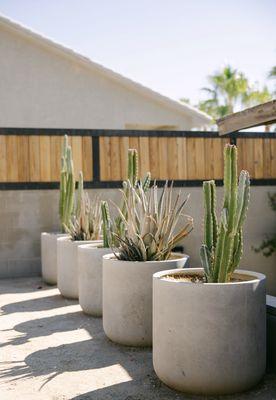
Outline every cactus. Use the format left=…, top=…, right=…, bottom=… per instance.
left=59, top=135, right=75, bottom=232
left=101, top=201, right=112, bottom=248
left=64, top=171, right=101, bottom=241
left=115, top=149, right=151, bottom=238
left=200, top=144, right=250, bottom=283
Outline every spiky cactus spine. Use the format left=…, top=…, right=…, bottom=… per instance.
left=200, top=144, right=250, bottom=283
left=101, top=201, right=112, bottom=248
left=59, top=135, right=75, bottom=232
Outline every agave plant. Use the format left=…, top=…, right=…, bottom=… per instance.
left=200, top=144, right=250, bottom=283
left=64, top=172, right=101, bottom=241
left=113, top=181, right=193, bottom=261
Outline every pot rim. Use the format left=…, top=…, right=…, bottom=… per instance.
left=102, top=252, right=189, bottom=264
left=41, top=231, right=69, bottom=236
left=153, top=267, right=266, bottom=285
left=58, top=236, right=103, bottom=245
left=78, top=243, right=111, bottom=251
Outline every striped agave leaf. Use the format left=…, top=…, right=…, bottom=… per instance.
left=113, top=181, right=193, bottom=261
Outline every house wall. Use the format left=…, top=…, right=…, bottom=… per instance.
left=0, top=186, right=275, bottom=295
left=0, top=25, right=197, bottom=130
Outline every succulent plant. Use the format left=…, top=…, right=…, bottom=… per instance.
left=114, top=149, right=151, bottom=239
left=59, top=135, right=75, bottom=232
left=114, top=181, right=193, bottom=261
left=101, top=200, right=113, bottom=248
left=64, top=172, right=101, bottom=241
left=200, top=144, right=250, bottom=283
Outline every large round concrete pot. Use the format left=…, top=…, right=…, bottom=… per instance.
left=57, top=237, right=102, bottom=299
left=103, top=253, right=189, bottom=346
left=78, top=244, right=112, bottom=316
left=41, top=232, right=69, bottom=285
left=153, top=268, right=266, bottom=396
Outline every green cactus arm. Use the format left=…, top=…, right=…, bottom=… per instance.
left=213, top=214, right=227, bottom=282
left=210, top=181, right=218, bottom=248
left=101, top=201, right=111, bottom=248
left=234, top=170, right=250, bottom=232
left=203, top=180, right=215, bottom=251
left=127, top=149, right=138, bottom=186
left=142, top=172, right=151, bottom=192
left=76, top=171, right=83, bottom=218
left=200, top=245, right=212, bottom=281
left=223, top=144, right=237, bottom=233
left=229, top=229, right=243, bottom=275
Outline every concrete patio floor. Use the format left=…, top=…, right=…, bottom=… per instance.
left=0, top=278, right=275, bottom=400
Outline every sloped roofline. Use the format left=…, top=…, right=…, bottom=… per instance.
left=0, top=13, right=212, bottom=126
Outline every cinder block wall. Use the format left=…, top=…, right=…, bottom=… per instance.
left=0, top=186, right=275, bottom=295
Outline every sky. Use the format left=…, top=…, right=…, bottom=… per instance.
left=0, top=0, right=275, bottom=104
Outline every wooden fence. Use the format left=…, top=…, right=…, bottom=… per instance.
left=0, top=128, right=275, bottom=189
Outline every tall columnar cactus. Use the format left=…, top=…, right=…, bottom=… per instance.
left=101, top=201, right=112, bottom=248
left=200, top=144, right=250, bottom=283
left=115, top=149, right=151, bottom=238
left=59, top=135, right=75, bottom=232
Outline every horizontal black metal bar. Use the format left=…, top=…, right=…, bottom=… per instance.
left=0, top=127, right=275, bottom=138
left=0, top=178, right=275, bottom=190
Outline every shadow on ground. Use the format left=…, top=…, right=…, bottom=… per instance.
left=0, top=294, right=77, bottom=315
left=1, top=311, right=276, bottom=400
left=0, top=278, right=52, bottom=294
left=0, top=311, right=89, bottom=347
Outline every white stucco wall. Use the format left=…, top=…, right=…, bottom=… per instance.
left=0, top=186, right=274, bottom=295
left=0, top=24, right=203, bottom=130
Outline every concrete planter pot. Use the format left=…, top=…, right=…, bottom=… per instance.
left=57, top=237, right=102, bottom=299
left=103, top=253, right=189, bottom=346
left=267, top=295, right=276, bottom=372
left=41, top=232, right=69, bottom=285
left=153, top=268, right=266, bottom=396
left=78, top=244, right=112, bottom=316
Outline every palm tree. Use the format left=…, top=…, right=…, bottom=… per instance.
left=199, top=65, right=249, bottom=119
left=197, top=65, right=272, bottom=120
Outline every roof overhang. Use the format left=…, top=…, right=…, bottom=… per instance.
left=217, top=100, right=276, bottom=135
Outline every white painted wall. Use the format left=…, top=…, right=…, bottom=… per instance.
left=0, top=186, right=275, bottom=295
left=0, top=25, right=201, bottom=130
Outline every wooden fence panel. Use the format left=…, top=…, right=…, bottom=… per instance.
left=0, top=131, right=274, bottom=185
left=99, top=136, right=230, bottom=181
left=0, top=135, right=93, bottom=183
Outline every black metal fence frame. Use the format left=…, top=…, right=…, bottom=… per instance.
left=0, top=127, right=275, bottom=190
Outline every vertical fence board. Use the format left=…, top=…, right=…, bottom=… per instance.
left=204, top=138, right=214, bottom=179
left=6, top=136, right=18, bottom=182
left=271, top=138, right=276, bottom=178
left=149, top=137, right=159, bottom=179
left=71, top=136, right=83, bottom=177
left=253, top=138, right=264, bottom=178
left=0, top=136, right=7, bottom=182
left=17, top=136, right=29, bottom=182
left=187, top=138, right=197, bottom=179
left=195, top=138, right=206, bottom=179
left=110, top=137, right=121, bottom=180
left=167, top=138, right=178, bottom=180
left=29, top=136, right=40, bottom=181
left=100, top=137, right=111, bottom=181
left=139, top=137, right=150, bottom=178
left=50, top=136, right=61, bottom=181
left=129, top=137, right=139, bottom=152
left=119, top=137, right=129, bottom=180
left=263, top=138, right=271, bottom=178
left=158, top=137, right=168, bottom=179
left=82, top=136, right=93, bottom=181
left=40, top=136, right=51, bottom=182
